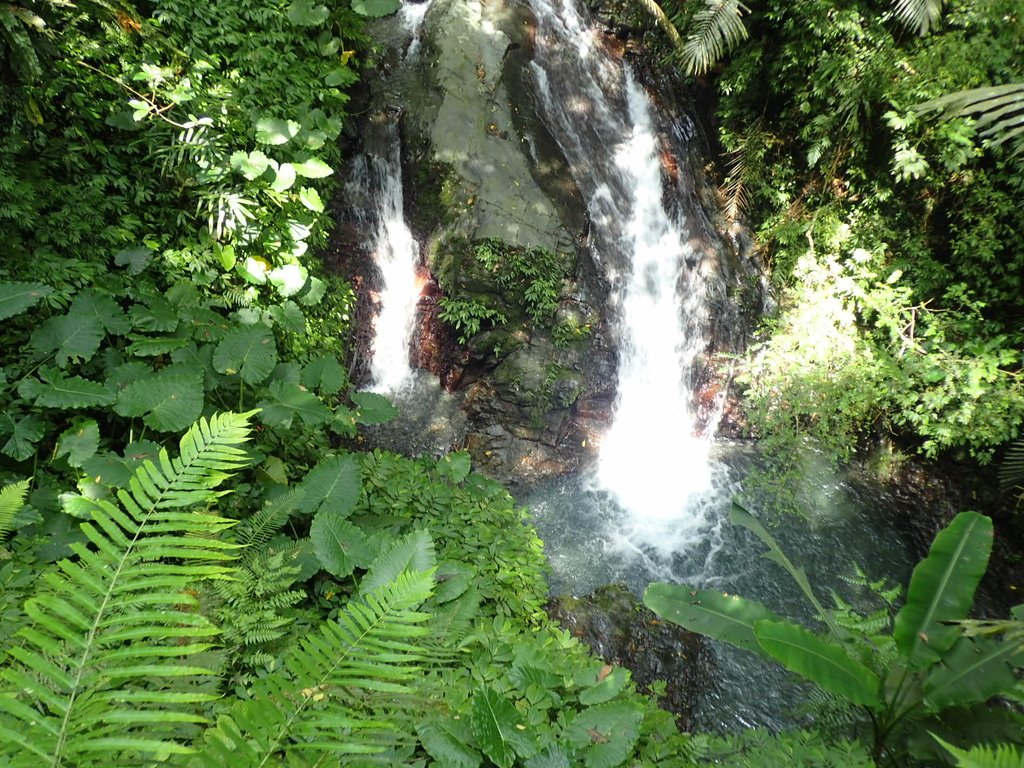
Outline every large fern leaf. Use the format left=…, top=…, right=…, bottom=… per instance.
left=681, top=0, right=749, bottom=76
left=935, top=736, right=1024, bottom=768
left=191, top=531, right=439, bottom=766
left=0, top=411, right=256, bottom=767
left=0, top=479, right=29, bottom=539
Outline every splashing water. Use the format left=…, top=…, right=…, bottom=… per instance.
left=529, top=0, right=717, bottom=557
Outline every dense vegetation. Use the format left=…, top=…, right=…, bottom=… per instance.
left=657, top=0, right=1024, bottom=475
left=0, top=0, right=1020, bottom=766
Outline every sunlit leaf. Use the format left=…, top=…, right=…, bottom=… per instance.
left=213, top=326, right=278, bottom=384
left=287, top=0, right=329, bottom=26
left=255, top=117, right=301, bottom=145
left=351, top=0, right=402, bottom=17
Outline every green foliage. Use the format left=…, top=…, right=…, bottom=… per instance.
left=936, top=737, right=1024, bottom=768
left=438, top=239, right=575, bottom=344
left=0, top=479, right=29, bottom=539
left=0, top=411, right=255, bottom=766
left=645, top=505, right=1023, bottom=764
left=688, top=0, right=1024, bottom=467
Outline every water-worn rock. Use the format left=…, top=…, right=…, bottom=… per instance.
left=548, top=583, right=704, bottom=728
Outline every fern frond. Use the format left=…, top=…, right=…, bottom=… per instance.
left=0, top=479, right=29, bottom=540
left=0, top=411, right=257, bottom=768
left=233, top=489, right=302, bottom=559
left=191, top=563, right=439, bottom=766
left=681, top=0, right=749, bottom=76
left=891, top=0, right=945, bottom=36
left=720, top=146, right=749, bottom=222
left=935, top=735, right=1024, bottom=768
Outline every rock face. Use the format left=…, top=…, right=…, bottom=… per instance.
left=547, top=584, right=705, bottom=728
left=331, top=0, right=766, bottom=483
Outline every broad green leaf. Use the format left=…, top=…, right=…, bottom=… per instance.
left=213, top=326, right=278, bottom=384
left=563, top=702, right=644, bottom=768
left=351, top=0, right=402, bottom=17
left=360, top=529, right=435, bottom=594
left=298, top=187, right=324, bottom=212
left=893, top=511, right=993, bottom=668
left=287, top=0, right=329, bottom=26
left=470, top=686, right=532, bottom=768
left=126, top=335, right=191, bottom=357
left=923, top=636, right=1022, bottom=710
left=113, top=246, right=154, bottom=275
left=525, top=748, right=572, bottom=768
left=267, top=264, right=308, bottom=298
left=644, top=584, right=781, bottom=657
left=71, top=291, right=132, bottom=336
left=292, top=157, right=333, bottom=178
left=130, top=295, right=179, bottom=332
left=754, top=619, right=882, bottom=708
left=417, top=719, right=483, bottom=768
left=255, top=117, right=300, bottom=146
left=309, top=514, right=373, bottom=578
left=579, top=666, right=631, bottom=705
left=19, top=368, right=116, bottom=409
left=31, top=313, right=105, bottom=367
left=56, top=419, right=99, bottom=467
left=269, top=301, right=306, bottom=334
left=297, top=275, right=327, bottom=306
left=301, top=355, right=346, bottom=394
left=114, top=367, right=204, bottom=433
left=325, top=67, right=358, bottom=87
left=432, top=561, right=474, bottom=603
left=436, top=451, right=472, bottom=483
left=236, top=256, right=270, bottom=285
left=80, top=454, right=133, bottom=488
left=297, top=455, right=360, bottom=517
left=257, top=380, right=332, bottom=428
left=0, top=281, right=52, bottom=321
left=271, top=162, right=297, bottom=192
left=0, top=413, right=44, bottom=461
left=351, top=391, right=398, bottom=424
left=230, top=149, right=271, bottom=180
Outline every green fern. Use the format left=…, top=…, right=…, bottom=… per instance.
left=998, top=438, right=1024, bottom=495
left=0, top=411, right=257, bottom=767
left=680, top=0, right=749, bottom=76
left=0, top=479, right=30, bottom=540
left=935, top=736, right=1024, bottom=768
left=190, top=531, right=440, bottom=766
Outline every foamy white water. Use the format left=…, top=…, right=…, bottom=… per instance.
left=529, top=0, right=715, bottom=552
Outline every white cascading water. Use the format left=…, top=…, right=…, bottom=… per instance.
left=529, top=0, right=717, bottom=557
left=349, top=134, right=421, bottom=394
left=354, top=2, right=435, bottom=393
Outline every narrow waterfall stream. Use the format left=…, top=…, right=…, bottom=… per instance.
left=348, top=129, right=421, bottom=394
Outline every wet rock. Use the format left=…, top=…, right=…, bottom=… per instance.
left=548, top=583, right=704, bottom=729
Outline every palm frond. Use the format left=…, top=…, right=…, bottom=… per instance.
left=720, top=146, right=750, bottom=223
left=998, top=438, right=1024, bottom=493
left=0, top=479, right=29, bottom=540
left=681, top=0, right=749, bottom=76
left=891, top=0, right=945, bottom=36
left=190, top=539, right=439, bottom=766
left=917, top=83, right=1024, bottom=154
left=0, top=411, right=256, bottom=768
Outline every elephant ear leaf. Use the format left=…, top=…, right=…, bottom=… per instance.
left=753, top=619, right=882, bottom=709
left=644, top=583, right=781, bottom=659
left=894, top=511, right=993, bottom=669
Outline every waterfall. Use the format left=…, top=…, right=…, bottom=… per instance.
left=348, top=130, right=421, bottom=394
left=529, top=0, right=716, bottom=553
left=352, top=1, right=436, bottom=393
